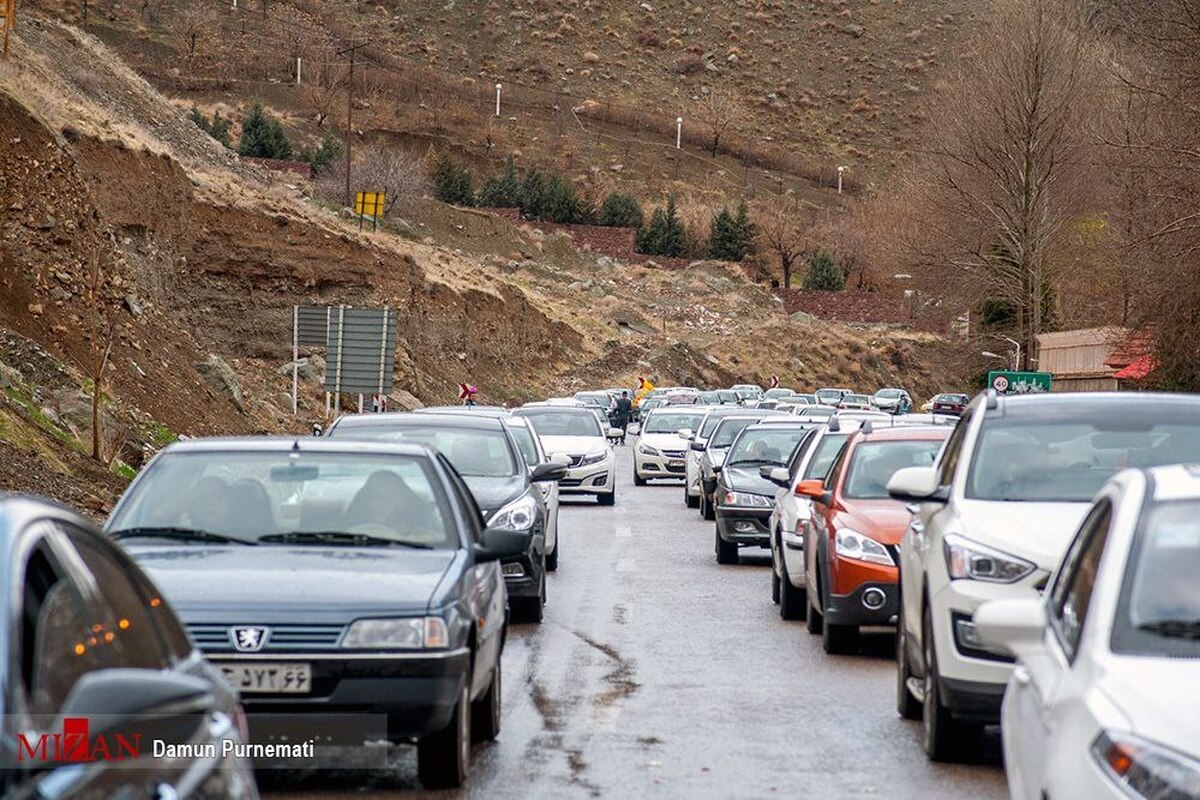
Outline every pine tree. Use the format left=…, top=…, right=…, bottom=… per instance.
left=733, top=200, right=755, bottom=257
left=803, top=249, right=845, bottom=291
left=431, top=153, right=475, bottom=206
left=478, top=157, right=522, bottom=208
left=598, top=192, right=644, bottom=228
left=637, top=196, right=686, bottom=257
left=238, top=102, right=292, bottom=159
left=707, top=206, right=740, bottom=260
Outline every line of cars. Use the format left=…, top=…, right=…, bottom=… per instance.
left=0, top=399, right=624, bottom=793
left=629, top=387, right=1200, bottom=799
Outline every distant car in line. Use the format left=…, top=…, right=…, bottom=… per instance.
left=697, top=412, right=785, bottom=520
left=418, top=405, right=511, bottom=417
left=326, top=412, right=560, bottom=621
left=763, top=387, right=797, bottom=400
left=634, top=407, right=708, bottom=485
left=975, top=464, right=1200, bottom=800
left=505, top=414, right=564, bottom=572
left=801, top=425, right=951, bottom=654
left=873, top=388, right=913, bottom=415
left=107, top=437, right=535, bottom=788
left=837, top=393, right=876, bottom=411
left=731, top=384, right=765, bottom=404
left=815, top=388, right=853, bottom=406
left=513, top=405, right=619, bottom=506
left=682, top=406, right=771, bottom=509
left=930, top=392, right=970, bottom=416
left=795, top=404, right=839, bottom=422
left=664, top=389, right=701, bottom=405
left=715, top=389, right=742, bottom=405
left=889, top=391, right=1200, bottom=763
left=712, top=421, right=816, bottom=565
left=0, top=496, right=258, bottom=799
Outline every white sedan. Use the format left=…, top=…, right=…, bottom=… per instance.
left=634, top=408, right=707, bottom=485
left=975, top=464, right=1200, bottom=800
left=513, top=406, right=618, bottom=506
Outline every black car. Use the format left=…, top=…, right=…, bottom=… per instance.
left=325, top=412, right=562, bottom=623
left=930, top=392, right=970, bottom=416
left=695, top=411, right=787, bottom=520
left=713, top=422, right=817, bottom=565
left=0, top=496, right=257, bottom=798
left=105, top=437, right=535, bottom=789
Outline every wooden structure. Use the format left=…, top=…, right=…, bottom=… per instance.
left=1035, top=327, right=1127, bottom=392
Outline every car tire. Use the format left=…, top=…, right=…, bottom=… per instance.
left=597, top=491, right=616, bottom=506
left=779, top=555, right=807, bottom=621
left=714, top=526, right=739, bottom=565
left=702, top=492, right=716, bottom=521
left=806, top=576, right=823, bottom=635
left=771, top=558, right=781, bottom=604
left=822, top=622, right=859, bottom=655
left=514, top=573, right=546, bottom=624
left=546, top=542, right=559, bottom=572
left=470, top=659, right=501, bottom=743
left=896, top=606, right=922, bottom=720
left=634, top=470, right=647, bottom=487
left=922, top=606, right=981, bottom=762
left=685, top=487, right=699, bottom=508
left=417, top=679, right=471, bottom=789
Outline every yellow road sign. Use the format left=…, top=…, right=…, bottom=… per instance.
left=354, top=190, right=385, bottom=220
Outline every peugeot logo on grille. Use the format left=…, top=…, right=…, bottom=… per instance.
left=230, top=626, right=270, bottom=652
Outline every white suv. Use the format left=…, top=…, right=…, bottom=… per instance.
left=888, top=391, right=1200, bottom=762
left=515, top=406, right=618, bottom=506
left=634, top=407, right=708, bottom=485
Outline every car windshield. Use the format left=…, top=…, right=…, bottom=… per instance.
left=798, top=407, right=835, bottom=419
left=699, top=412, right=735, bottom=438
left=108, top=451, right=456, bottom=547
left=968, top=409, right=1200, bottom=502
left=640, top=399, right=664, bottom=411
left=644, top=412, right=705, bottom=434
left=843, top=395, right=871, bottom=404
left=938, top=394, right=969, bottom=404
left=508, top=425, right=539, bottom=466
left=803, top=433, right=851, bottom=481
left=576, top=393, right=610, bottom=407
left=519, top=410, right=604, bottom=438
left=734, top=389, right=759, bottom=400
left=710, top=418, right=760, bottom=448
left=717, top=391, right=739, bottom=403
left=843, top=440, right=944, bottom=499
left=698, top=391, right=720, bottom=403
left=727, top=428, right=810, bottom=467
left=1115, top=499, right=1200, bottom=656
left=331, top=425, right=518, bottom=478
left=876, top=389, right=903, bottom=399
left=815, top=390, right=844, bottom=403
left=764, top=388, right=792, bottom=399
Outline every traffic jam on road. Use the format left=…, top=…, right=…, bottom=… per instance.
left=3, top=382, right=1200, bottom=798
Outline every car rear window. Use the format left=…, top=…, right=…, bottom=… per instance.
left=843, top=440, right=943, bottom=499
left=517, top=410, right=604, bottom=438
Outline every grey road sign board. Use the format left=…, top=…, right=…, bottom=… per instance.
left=296, top=306, right=331, bottom=346
left=325, top=307, right=396, bottom=395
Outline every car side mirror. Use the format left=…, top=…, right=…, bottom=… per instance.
left=677, top=428, right=694, bottom=440
left=973, top=598, right=1046, bottom=659
left=56, top=669, right=215, bottom=752
left=531, top=461, right=568, bottom=482
left=608, top=427, right=623, bottom=439
left=795, top=479, right=833, bottom=504
left=887, top=466, right=946, bottom=504
left=474, top=527, right=530, bottom=563
left=690, top=441, right=706, bottom=452
left=762, top=466, right=792, bottom=487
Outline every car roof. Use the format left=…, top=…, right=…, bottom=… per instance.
left=748, top=417, right=817, bottom=427
left=1148, top=464, right=1200, bottom=502
left=333, top=412, right=506, bottom=431
left=416, top=405, right=510, bottom=417
left=514, top=405, right=596, bottom=415
left=988, top=391, right=1200, bottom=416
left=856, top=424, right=952, bottom=442
left=161, top=435, right=437, bottom=457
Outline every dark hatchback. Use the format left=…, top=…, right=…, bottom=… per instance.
left=105, top=438, right=532, bottom=789
left=0, top=496, right=257, bottom=799
left=713, top=422, right=817, bottom=565
left=931, top=392, right=970, bottom=416
left=325, top=412, right=565, bottom=623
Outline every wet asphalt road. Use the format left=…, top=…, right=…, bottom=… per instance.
left=263, top=444, right=1008, bottom=799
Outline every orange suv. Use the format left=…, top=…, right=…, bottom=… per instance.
left=799, top=424, right=951, bottom=655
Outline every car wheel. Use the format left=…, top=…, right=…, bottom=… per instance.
left=896, top=606, right=921, bottom=720
left=922, top=605, right=981, bottom=762
left=685, top=486, right=699, bottom=509
left=597, top=491, right=615, bottom=506
left=702, top=492, right=716, bottom=521
left=514, top=573, right=546, bottom=624
left=546, top=542, right=559, bottom=572
left=634, top=469, right=647, bottom=487
left=771, top=555, right=781, bottom=605
left=779, top=554, right=807, bottom=621
left=714, top=526, right=739, bottom=565
left=806, top=575, right=823, bottom=635
left=417, top=679, right=471, bottom=789
left=822, top=622, right=859, bottom=655
left=470, top=659, right=501, bottom=742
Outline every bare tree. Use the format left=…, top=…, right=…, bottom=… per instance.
left=174, top=2, right=217, bottom=62
left=757, top=197, right=807, bottom=289
left=350, top=145, right=430, bottom=216
left=694, top=89, right=741, bottom=158
left=897, top=0, right=1097, bottom=368
left=77, top=244, right=119, bottom=463
left=301, top=48, right=347, bottom=127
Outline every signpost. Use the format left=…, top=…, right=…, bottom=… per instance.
left=292, top=306, right=332, bottom=416
left=324, top=307, right=396, bottom=413
left=354, top=190, right=386, bottom=231
left=988, top=370, right=1052, bottom=395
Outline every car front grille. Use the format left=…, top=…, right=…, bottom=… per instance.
left=188, top=623, right=346, bottom=653
left=661, top=450, right=686, bottom=459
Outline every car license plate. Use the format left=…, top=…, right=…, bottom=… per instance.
left=667, top=459, right=684, bottom=468
left=216, top=662, right=312, bottom=694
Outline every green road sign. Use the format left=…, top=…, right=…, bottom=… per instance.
left=988, top=370, right=1052, bottom=395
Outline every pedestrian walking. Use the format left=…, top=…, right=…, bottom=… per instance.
left=614, top=390, right=633, bottom=444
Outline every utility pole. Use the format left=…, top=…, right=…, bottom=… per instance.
left=338, top=39, right=370, bottom=207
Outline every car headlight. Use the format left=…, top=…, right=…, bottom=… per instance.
left=490, top=494, right=539, bottom=532
left=638, top=443, right=661, bottom=456
left=342, top=617, right=448, bottom=650
left=943, top=534, right=1035, bottom=583
left=723, top=491, right=772, bottom=508
left=1092, top=731, right=1200, bottom=799
left=578, top=450, right=609, bottom=467
left=835, top=529, right=894, bottom=566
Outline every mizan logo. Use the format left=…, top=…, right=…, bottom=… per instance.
left=230, top=626, right=270, bottom=652
left=17, top=717, right=140, bottom=762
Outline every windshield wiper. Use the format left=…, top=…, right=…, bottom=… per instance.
left=728, top=458, right=779, bottom=467
left=109, top=527, right=255, bottom=545
left=1137, top=619, right=1200, bottom=639
left=258, top=531, right=432, bottom=548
